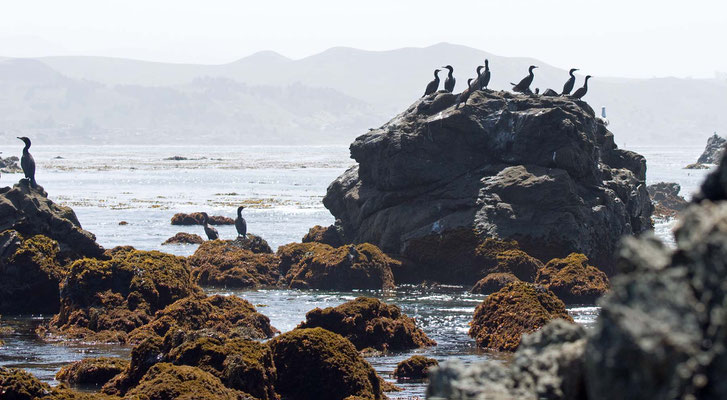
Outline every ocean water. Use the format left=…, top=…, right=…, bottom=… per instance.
left=0, top=143, right=713, bottom=398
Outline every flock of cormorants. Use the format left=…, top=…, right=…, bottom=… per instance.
left=423, top=60, right=592, bottom=105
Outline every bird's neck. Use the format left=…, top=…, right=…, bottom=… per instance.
left=237, top=209, right=243, bottom=217
left=23, top=144, right=30, bottom=153
left=447, top=70, right=453, bottom=78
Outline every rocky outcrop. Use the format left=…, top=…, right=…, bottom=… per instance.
left=277, top=243, right=397, bottom=290
left=171, top=212, right=234, bottom=225
left=697, top=133, right=725, bottom=164
left=393, top=355, right=438, bottom=379
left=297, top=297, right=435, bottom=352
left=268, top=327, right=386, bottom=400
left=470, top=272, right=520, bottom=294
left=0, top=156, right=21, bottom=173
left=162, top=232, right=204, bottom=245
left=189, top=240, right=279, bottom=288
left=55, top=357, right=129, bottom=386
left=125, top=363, right=250, bottom=400
left=0, top=366, right=112, bottom=400
left=647, top=182, right=689, bottom=219
left=535, top=253, right=610, bottom=305
left=0, top=183, right=104, bottom=258
left=324, top=91, right=652, bottom=275
left=302, top=224, right=345, bottom=247
left=469, top=281, right=573, bottom=351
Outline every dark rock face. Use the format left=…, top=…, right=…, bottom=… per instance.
left=0, top=183, right=104, bottom=258
left=302, top=224, right=345, bottom=247
left=697, top=133, right=725, bottom=164
left=171, top=212, right=234, bottom=225
left=647, top=182, right=688, bottom=219
left=324, top=91, right=652, bottom=274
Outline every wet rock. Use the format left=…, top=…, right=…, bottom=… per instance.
left=302, top=224, right=345, bottom=247
left=162, top=232, right=204, bottom=245
left=324, top=91, right=652, bottom=275
left=269, top=327, right=386, bottom=400
left=230, top=234, right=273, bottom=254
left=647, top=182, right=689, bottom=219
left=55, top=357, right=129, bottom=386
left=47, top=249, right=201, bottom=342
left=277, top=243, right=396, bottom=290
left=0, top=366, right=52, bottom=400
left=171, top=212, right=234, bottom=225
left=470, top=272, right=521, bottom=294
left=0, top=183, right=104, bottom=258
left=117, top=221, right=128, bottom=226
left=469, top=281, right=573, bottom=351
left=535, top=253, right=610, bottom=305
left=697, top=133, right=725, bottom=165
left=393, top=355, right=438, bottom=379
left=0, top=156, right=21, bottom=173
left=685, top=162, right=711, bottom=170
left=189, top=240, right=279, bottom=288
left=298, top=297, right=435, bottom=352
left=125, top=363, right=250, bottom=400
left=0, top=231, right=67, bottom=314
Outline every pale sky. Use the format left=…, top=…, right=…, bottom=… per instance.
left=1, top=0, right=725, bottom=78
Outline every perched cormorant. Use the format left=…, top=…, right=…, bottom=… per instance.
left=235, top=206, right=247, bottom=238
left=442, top=65, right=455, bottom=92
left=571, top=75, right=592, bottom=100
left=17, top=137, right=36, bottom=187
left=477, top=59, right=491, bottom=90
left=474, top=65, right=485, bottom=89
left=201, top=212, right=219, bottom=240
left=535, top=88, right=540, bottom=95
left=511, top=65, right=538, bottom=94
left=456, top=78, right=475, bottom=109
left=561, top=68, right=579, bottom=95
left=422, top=69, right=441, bottom=97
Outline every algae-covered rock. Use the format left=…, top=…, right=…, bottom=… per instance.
left=189, top=240, right=279, bottom=288
left=469, top=282, right=573, bottom=351
left=298, top=297, right=435, bottom=352
left=0, top=231, right=67, bottom=314
left=647, top=182, right=689, bottom=219
left=278, top=243, right=397, bottom=290
left=162, top=232, right=204, bottom=245
left=229, top=234, right=273, bottom=254
left=536, top=253, right=610, bottom=304
left=393, top=355, right=438, bottom=379
left=302, top=224, right=345, bottom=247
left=269, top=327, right=386, bottom=400
left=55, top=357, right=129, bottom=386
left=125, top=363, right=249, bottom=400
left=171, top=212, right=234, bottom=226
left=48, top=249, right=201, bottom=342
left=0, top=366, right=52, bottom=400
left=470, top=272, right=521, bottom=294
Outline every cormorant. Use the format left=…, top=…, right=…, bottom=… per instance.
left=561, top=68, right=579, bottom=95
left=442, top=65, right=455, bottom=92
left=477, top=59, right=491, bottom=90
left=511, top=65, right=538, bottom=94
left=201, top=212, right=219, bottom=240
left=422, top=69, right=441, bottom=97
left=456, top=78, right=475, bottom=109
left=535, top=88, right=540, bottom=95
left=235, top=206, right=247, bottom=238
left=571, top=75, right=592, bottom=100
left=474, top=65, right=485, bottom=89
left=17, top=137, right=36, bottom=187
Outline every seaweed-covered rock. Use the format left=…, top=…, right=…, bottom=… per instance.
left=171, top=213, right=234, bottom=225
left=162, top=232, right=204, bottom=245
left=55, top=357, right=129, bottom=386
left=189, top=240, right=279, bottom=288
left=298, top=297, right=435, bottom=352
left=47, top=249, right=201, bottom=342
left=536, top=253, right=610, bottom=304
left=647, top=182, right=689, bottom=219
left=0, top=231, right=67, bottom=314
left=469, top=282, right=573, bottom=351
left=393, top=356, right=438, bottom=379
left=125, top=363, right=249, bottom=400
left=0, top=366, right=52, bottom=400
left=470, top=272, right=521, bottom=294
left=302, top=224, right=345, bottom=247
left=278, top=243, right=397, bottom=290
left=231, top=234, right=273, bottom=254
left=0, top=183, right=104, bottom=258
left=269, top=327, right=386, bottom=400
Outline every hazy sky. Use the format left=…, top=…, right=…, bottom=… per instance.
left=1, top=0, right=725, bottom=78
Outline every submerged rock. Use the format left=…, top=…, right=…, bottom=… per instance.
left=469, top=281, right=573, bottom=351
left=647, top=182, right=689, bottom=219
left=162, top=232, right=204, bottom=245
left=55, top=357, right=129, bottom=386
left=298, top=297, right=435, bottom=352
left=125, top=363, right=250, bottom=400
left=269, top=327, right=386, bottom=400
left=277, top=242, right=397, bottom=290
left=324, top=91, right=652, bottom=275
left=189, top=240, right=279, bottom=288
left=535, top=253, right=610, bottom=305
left=393, top=355, right=438, bottom=379
left=171, top=212, right=234, bottom=225
left=302, top=224, right=345, bottom=247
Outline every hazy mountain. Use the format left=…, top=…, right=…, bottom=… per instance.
left=0, top=43, right=725, bottom=146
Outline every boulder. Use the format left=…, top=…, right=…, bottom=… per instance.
left=323, top=91, right=652, bottom=275
left=55, top=357, right=129, bottom=386
left=302, top=224, right=345, bottom=247
left=297, top=297, right=435, bottom=352
left=125, top=363, right=250, bottom=400
left=647, top=182, right=689, bottom=219
left=268, top=327, right=386, bottom=400
left=230, top=234, right=273, bottom=254
left=189, top=240, right=279, bottom=288
left=0, top=231, right=67, bottom=314
left=0, top=156, right=21, bottom=173
left=0, top=366, right=114, bottom=400
left=162, top=232, right=204, bottom=245
left=696, top=133, right=725, bottom=164
left=171, top=212, right=234, bottom=225
left=470, top=272, right=521, bottom=294
left=469, top=281, right=573, bottom=351
left=0, top=183, right=104, bottom=258
left=393, top=355, right=438, bottom=379
left=277, top=243, right=396, bottom=290
left=535, top=253, right=610, bottom=304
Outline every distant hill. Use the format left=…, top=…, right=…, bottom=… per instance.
left=0, top=43, right=725, bottom=145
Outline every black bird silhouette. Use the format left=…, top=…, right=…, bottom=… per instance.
left=17, top=137, right=36, bottom=187
left=422, top=69, right=441, bottom=97
left=571, top=75, right=592, bottom=100
left=456, top=78, right=476, bottom=109
left=201, top=212, right=219, bottom=240
left=477, top=59, right=491, bottom=90
left=511, top=65, right=538, bottom=94
left=561, top=68, right=579, bottom=95
left=442, top=65, right=456, bottom=92
left=235, top=206, right=247, bottom=238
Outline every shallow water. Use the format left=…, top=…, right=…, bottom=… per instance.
left=0, top=143, right=712, bottom=397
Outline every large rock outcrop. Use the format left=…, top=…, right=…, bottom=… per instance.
left=697, top=133, right=725, bottom=165
left=647, top=182, right=689, bottom=219
left=324, top=91, right=652, bottom=274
